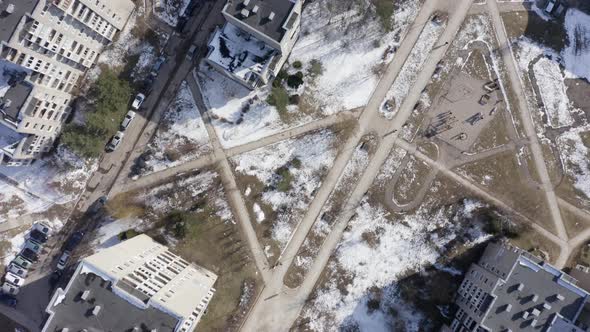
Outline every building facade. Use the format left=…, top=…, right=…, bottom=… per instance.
left=0, top=0, right=134, bottom=166
left=449, top=242, right=590, bottom=332
left=43, top=234, right=218, bottom=332
left=205, top=0, right=302, bottom=89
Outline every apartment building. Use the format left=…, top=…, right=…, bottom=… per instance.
left=205, top=0, right=302, bottom=89
left=0, top=0, right=134, bottom=166
left=43, top=234, right=218, bottom=332
left=449, top=242, right=590, bottom=332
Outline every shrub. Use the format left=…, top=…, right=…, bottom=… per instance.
left=286, top=72, right=304, bottom=89
left=308, top=59, right=324, bottom=78
left=289, top=94, right=300, bottom=105
left=267, top=86, right=289, bottom=113
left=273, top=69, right=289, bottom=88
left=275, top=166, right=293, bottom=192
left=374, top=0, right=394, bottom=31
left=291, top=157, right=302, bottom=169
left=292, top=60, right=302, bottom=69
left=118, top=229, right=140, bottom=241
left=166, top=210, right=190, bottom=239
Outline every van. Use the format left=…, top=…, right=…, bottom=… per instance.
left=24, top=239, right=43, bottom=254
left=4, top=273, right=24, bottom=287
left=1, top=282, right=19, bottom=296
left=32, top=222, right=52, bottom=236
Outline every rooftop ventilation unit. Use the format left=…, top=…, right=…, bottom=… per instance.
left=241, top=9, right=250, bottom=17
left=243, top=0, right=251, bottom=5
left=268, top=12, right=275, bottom=21
left=6, top=4, right=15, bottom=14
left=532, top=294, right=539, bottom=302
left=543, top=302, right=551, bottom=310
left=556, top=294, right=565, bottom=301
left=81, top=290, right=90, bottom=301
left=60, top=329, right=69, bottom=332
left=517, top=283, right=524, bottom=292
left=505, top=304, right=512, bottom=312
left=252, top=5, right=259, bottom=13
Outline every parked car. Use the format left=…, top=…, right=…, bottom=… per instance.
left=89, top=196, right=107, bottom=214
left=65, top=231, right=85, bottom=251
left=57, top=251, right=71, bottom=270
left=28, top=229, right=48, bottom=244
left=150, top=56, right=166, bottom=78
left=20, top=248, right=38, bottom=263
left=131, top=93, right=146, bottom=110
left=106, top=131, right=125, bottom=152
left=1, top=282, right=19, bottom=296
left=49, top=270, right=63, bottom=286
left=186, top=44, right=198, bottom=60
left=0, top=293, right=17, bottom=308
left=23, top=239, right=43, bottom=254
left=4, top=273, right=24, bottom=287
left=120, top=110, right=136, bottom=131
left=7, top=263, right=27, bottom=278
left=12, top=256, right=33, bottom=270
left=32, top=222, right=52, bottom=236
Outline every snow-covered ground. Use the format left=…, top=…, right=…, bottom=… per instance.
left=562, top=9, right=590, bottom=81
left=380, top=19, right=445, bottom=119
left=301, top=196, right=490, bottom=331
left=290, top=0, right=420, bottom=115
left=557, top=126, right=590, bottom=200
left=0, top=146, right=95, bottom=223
left=142, top=81, right=210, bottom=174
left=153, top=0, right=190, bottom=27
left=231, top=130, right=337, bottom=252
left=197, top=66, right=311, bottom=148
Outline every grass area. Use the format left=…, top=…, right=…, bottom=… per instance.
left=469, top=111, right=512, bottom=153
left=463, top=49, right=491, bottom=81
left=455, top=152, right=557, bottom=234
left=501, top=10, right=567, bottom=52
left=371, top=0, right=394, bottom=31
left=61, top=68, right=131, bottom=158
left=105, top=191, right=146, bottom=219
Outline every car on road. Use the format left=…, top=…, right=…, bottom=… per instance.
left=0, top=294, right=17, bottom=308
left=7, top=263, right=27, bottom=278
left=57, top=251, right=71, bottom=270
left=32, top=222, right=52, bottom=236
left=4, top=273, right=24, bottom=287
left=12, top=256, right=33, bottom=270
left=65, top=231, right=85, bottom=251
left=1, top=282, right=19, bottom=296
left=150, top=56, right=166, bottom=78
left=20, top=248, right=39, bottom=263
left=131, top=93, right=146, bottom=110
left=106, top=131, right=125, bottom=152
left=186, top=44, right=198, bottom=60
left=23, top=239, right=43, bottom=254
left=120, top=110, right=136, bottom=131
left=89, top=196, right=107, bottom=214
left=28, top=229, right=48, bottom=244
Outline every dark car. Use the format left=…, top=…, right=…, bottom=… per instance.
left=0, top=294, right=17, bottom=308
left=65, top=231, right=85, bottom=251
left=29, top=229, right=48, bottom=244
left=88, top=196, right=107, bottom=214
left=20, top=248, right=39, bottom=262
left=49, top=270, right=63, bottom=287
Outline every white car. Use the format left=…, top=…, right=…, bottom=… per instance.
left=5, top=273, right=24, bottom=287
left=121, top=110, right=136, bottom=131
left=106, top=131, right=125, bottom=152
left=57, top=251, right=71, bottom=270
left=32, top=222, right=52, bottom=236
left=131, top=93, right=145, bottom=110
left=186, top=44, right=198, bottom=60
left=7, top=263, right=27, bottom=278
left=1, top=282, right=19, bottom=295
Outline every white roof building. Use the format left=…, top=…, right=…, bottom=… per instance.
left=43, top=234, right=217, bottom=332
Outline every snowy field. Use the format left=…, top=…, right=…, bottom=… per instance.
left=153, top=0, right=190, bottom=27
left=141, top=81, right=211, bottom=174
left=290, top=0, right=420, bottom=115
left=0, top=146, right=95, bottom=223
left=231, top=130, right=337, bottom=255
left=291, top=139, right=373, bottom=280
left=197, top=66, right=311, bottom=148
left=557, top=126, right=590, bottom=200
left=380, top=19, right=445, bottom=119
left=300, top=196, right=489, bottom=331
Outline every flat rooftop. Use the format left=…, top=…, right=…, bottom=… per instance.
left=224, top=0, right=295, bottom=42
left=43, top=270, right=179, bottom=332
left=0, top=0, right=39, bottom=43
left=207, top=22, right=276, bottom=83
left=0, top=119, right=24, bottom=150
left=0, top=60, right=32, bottom=122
